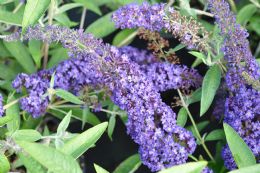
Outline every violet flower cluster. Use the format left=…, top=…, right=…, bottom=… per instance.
left=112, top=2, right=209, bottom=52
left=12, top=54, right=103, bottom=117
left=209, top=0, right=260, bottom=170
left=0, top=94, right=4, bottom=117
left=119, top=46, right=202, bottom=92
left=4, top=25, right=200, bottom=171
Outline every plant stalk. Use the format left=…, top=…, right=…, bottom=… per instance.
left=177, top=89, right=215, bottom=162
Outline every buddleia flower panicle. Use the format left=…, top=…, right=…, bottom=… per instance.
left=112, top=2, right=210, bottom=52
left=4, top=25, right=197, bottom=171
left=0, top=94, right=4, bottom=117
left=209, top=0, right=260, bottom=170
left=119, top=46, right=202, bottom=92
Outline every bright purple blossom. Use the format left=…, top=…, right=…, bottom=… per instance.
left=112, top=2, right=166, bottom=31
left=209, top=0, right=260, bottom=170
left=0, top=94, right=4, bottom=117
left=5, top=25, right=197, bottom=171
left=119, top=46, right=202, bottom=92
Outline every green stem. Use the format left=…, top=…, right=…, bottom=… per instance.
left=50, top=104, right=123, bottom=116
left=80, top=7, right=87, bottom=29
left=43, top=0, right=55, bottom=69
left=177, top=89, right=215, bottom=162
left=228, top=0, right=237, bottom=13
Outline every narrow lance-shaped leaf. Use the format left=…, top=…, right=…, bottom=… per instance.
left=228, top=164, right=260, bottom=173
left=0, top=10, right=23, bottom=26
left=237, top=4, right=257, bottom=26
left=0, top=153, right=10, bottom=173
left=177, top=107, right=188, bottom=127
left=86, top=12, right=116, bottom=38
left=113, top=154, right=141, bottom=173
left=158, top=161, right=208, bottom=173
left=94, top=164, right=110, bottom=173
left=57, top=111, right=72, bottom=135
left=223, top=123, right=256, bottom=168
left=19, top=153, right=46, bottom=173
left=4, top=41, right=36, bottom=73
left=73, top=0, right=102, bottom=15
left=60, top=122, right=108, bottom=159
left=28, top=40, right=42, bottom=68
left=200, top=65, right=221, bottom=116
left=22, top=0, right=51, bottom=33
left=16, top=141, right=82, bottom=173
left=6, top=94, right=20, bottom=133
left=9, top=129, right=42, bottom=142
left=112, top=29, right=137, bottom=47
left=107, top=115, right=116, bottom=140
left=55, top=89, right=84, bottom=105
left=205, top=129, right=225, bottom=142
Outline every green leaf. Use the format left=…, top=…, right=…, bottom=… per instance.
left=0, top=10, right=23, bottom=26
left=47, top=47, right=68, bottom=68
left=19, top=153, right=46, bottom=173
left=205, top=129, right=225, bottom=142
left=28, top=40, right=42, bottom=68
left=6, top=94, right=20, bottom=133
left=0, top=41, right=11, bottom=58
left=94, top=164, right=110, bottom=173
left=187, top=121, right=209, bottom=140
left=237, top=4, right=257, bottom=26
left=49, top=107, right=101, bottom=126
left=0, top=63, right=18, bottom=80
left=107, top=115, right=116, bottom=140
left=0, top=154, right=10, bottom=173
left=189, top=51, right=207, bottom=64
left=186, top=88, right=202, bottom=105
left=249, top=16, right=260, bottom=35
left=22, top=0, right=51, bottom=33
left=56, top=3, right=82, bottom=15
left=86, top=12, right=116, bottom=38
left=192, top=57, right=203, bottom=68
left=55, top=89, right=84, bottom=104
left=112, top=29, right=137, bottom=47
left=73, top=0, right=102, bottom=15
left=57, top=111, right=72, bottom=134
left=10, top=130, right=42, bottom=142
left=116, top=0, right=143, bottom=5
left=200, top=65, right=221, bottom=116
left=158, top=161, right=207, bottom=173
left=113, top=154, right=141, bottom=173
left=4, top=41, right=36, bottom=73
left=223, top=123, right=256, bottom=168
left=54, top=13, right=78, bottom=27
left=16, top=141, right=82, bottom=173
left=60, top=122, right=108, bottom=158
left=0, top=116, right=13, bottom=127
left=168, top=44, right=186, bottom=53
left=228, top=164, right=260, bottom=173
left=179, top=0, right=197, bottom=17
left=177, top=107, right=188, bottom=127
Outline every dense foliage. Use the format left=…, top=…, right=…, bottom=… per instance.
left=0, top=0, right=259, bottom=173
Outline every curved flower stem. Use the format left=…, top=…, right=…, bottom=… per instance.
left=228, top=0, right=237, bottom=12
left=43, top=0, right=56, bottom=69
left=177, top=89, right=215, bottom=162
left=80, top=7, right=87, bottom=30
left=3, top=95, right=27, bottom=110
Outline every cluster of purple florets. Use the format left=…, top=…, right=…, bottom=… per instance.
left=5, top=0, right=258, bottom=172
left=209, top=0, right=260, bottom=170
left=0, top=94, right=4, bottom=117
left=5, top=24, right=201, bottom=171
left=112, top=2, right=209, bottom=51
left=112, top=2, right=166, bottom=31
